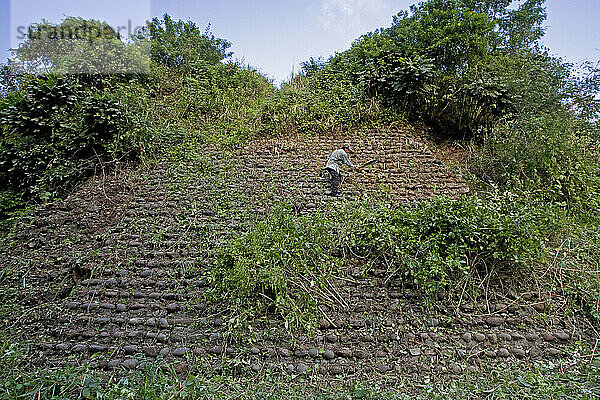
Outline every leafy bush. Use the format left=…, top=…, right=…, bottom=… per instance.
left=270, top=57, right=401, bottom=137
left=470, top=111, right=600, bottom=213
left=347, top=196, right=542, bottom=292
left=359, top=53, right=437, bottom=113
left=212, top=206, right=343, bottom=329
left=0, top=75, right=143, bottom=201
left=213, top=197, right=542, bottom=328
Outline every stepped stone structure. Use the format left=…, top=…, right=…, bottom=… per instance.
left=236, top=128, right=469, bottom=206
left=1, top=128, right=587, bottom=381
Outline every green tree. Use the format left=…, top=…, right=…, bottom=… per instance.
left=388, top=0, right=497, bottom=75
left=11, top=17, right=150, bottom=76
left=135, top=14, right=232, bottom=71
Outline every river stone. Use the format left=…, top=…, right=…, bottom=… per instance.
left=159, top=318, right=169, bottom=328
left=511, top=348, right=526, bottom=358
left=409, top=348, right=421, bottom=356
left=337, top=348, right=353, bottom=358
left=159, top=347, right=171, bottom=356
left=72, top=344, right=88, bottom=353
left=140, top=270, right=153, bottom=278
left=173, top=362, right=189, bottom=374
left=462, top=333, right=472, bottom=342
left=555, top=331, right=570, bottom=341
left=377, top=364, right=391, bottom=373
left=498, top=332, right=512, bottom=341
left=323, top=350, right=335, bottom=360
left=448, top=363, right=463, bottom=374
left=532, top=303, right=546, bottom=312
left=473, top=333, right=486, bottom=342
left=497, top=348, right=510, bottom=358
left=354, top=350, right=368, bottom=359
left=526, top=333, right=538, bottom=341
left=173, top=347, right=189, bottom=357
left=349, top=319, right=366, bottom=328
left=193, top=348, right=206, bottom=356
left=329, top=365, right=342, bottom=375
left=529, top=347, right=542, bottom=358
left=546, top=348, right=561, bottom=356
left=296, top=363, right=309, bottom=374
left=89, top=344, right=107, bottom=353
left=123, top=359, right=137, bottom=369
left=294, top=350, right=308, bottom=357
left=251, top=363, right=262, bottom=372
left=326, top=334, right=338, bottom=343
left=541, top=332, right=556, bottom=342
left=486, top=317, right=505, bottom=326
left=361, top=334, right=374, bottom=342
left=279, top=348, right=291, bottom=357
left=308, top=348, right=319, bottom=358
left=123, top=345, right=137, bottom=355
left=144, top=347, right=158, bottom=357
left=319, top=318, right=331, bottom=329
left=250, top=347, right=260, bottom=355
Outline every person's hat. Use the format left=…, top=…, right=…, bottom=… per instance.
left=342, top=143, right=353, bottom=153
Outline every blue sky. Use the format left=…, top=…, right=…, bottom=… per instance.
left=1, top=0, right=599, bottom=83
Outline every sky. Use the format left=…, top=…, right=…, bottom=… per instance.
left=1, top=0, right=599, bottom=83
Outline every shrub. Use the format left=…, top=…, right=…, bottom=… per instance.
left=0, top=75, right=143, bottom=201
left=212, top=197, right=542, bottom=328
left=358, top=53, right=437, bottom=113
left=346, top=196, right=542, bottom=292
left=470, top=111, right=600, bottom=214
left=212, top=206, right=343, bottom=329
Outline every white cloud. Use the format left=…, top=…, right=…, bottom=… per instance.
left=319, top=0, right=391, bottom=34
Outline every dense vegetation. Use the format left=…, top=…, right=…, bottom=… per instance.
left=1, top=0, right=600, bottom=396
left=0, top=0, right=598, bottom=321
left=209, top=0, right=600, bottom=327
left=214, top=197, right=542, bottom=329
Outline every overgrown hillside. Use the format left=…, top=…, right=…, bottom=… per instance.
left=1, top=1, right=600, bottom=398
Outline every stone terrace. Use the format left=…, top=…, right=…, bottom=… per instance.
left=1, top=128, right=586, bottom=382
